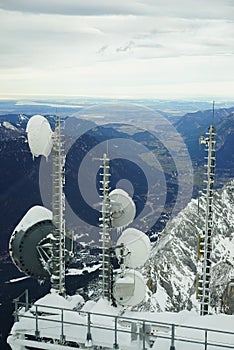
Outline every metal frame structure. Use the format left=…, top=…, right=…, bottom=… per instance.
left=11, top=294, right=234, bottom=350
left=99, top=153, right=112, bottom=300
left=197, top=115, right=216, bottom=315
left=50, top=115, right=66, bottom=295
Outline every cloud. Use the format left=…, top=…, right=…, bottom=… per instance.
left=97, top=45, right=109, bottom=54
left=0, top=0, right=234, bottom=99
left=0, top=0, right=233, bottom=20
left=0, top=0, right=149, bottom=16
left=116, top=41, right=135, bottom=53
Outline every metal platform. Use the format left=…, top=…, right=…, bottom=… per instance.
left=7, top=291, right=234, bottom=350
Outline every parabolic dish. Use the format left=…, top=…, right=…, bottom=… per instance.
left=115, top=228, right=151, bottom=268
left=26, top=114, right=53, bottom=158
left=113, top=270, right=146, bottom=307
left=9, top=206, right=72, bottom=280
left=109, top=189, right=136, bottom=228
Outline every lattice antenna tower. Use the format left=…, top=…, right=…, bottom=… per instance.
left=51, top=115, right=66, bottom=295
left=99, top=153, right=112, bottom=300
left=197, top=101, right=216, bottom=315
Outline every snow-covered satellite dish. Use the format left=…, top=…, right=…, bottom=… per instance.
left=109, top=189, right=136, bottom=228
left=115, top=228, right=151, bottom=268
left=9, top=206, right=72, bottom=280
left=113, top=270, right=146, bottom=307
left=26, top=115, right=53, bottom=158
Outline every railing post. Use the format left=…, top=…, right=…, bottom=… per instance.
left=170, top=324, right=175, bottom=350
left=204, top=329, right=208, bottom=350
left=13, top=299, right=19, bottom=322
left=35, top=305, right=40, bottom=338
left=142, top=320, right=146, bottom=350
left=25, top=289, right=29, bottom=311
left=60, top=308, right=66, bottom=344
left=113, top=316, right=119, bottom=349
left=85, top=312, right=93, bottom=348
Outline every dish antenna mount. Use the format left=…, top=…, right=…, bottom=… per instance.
left=197, top=102, right=216, bottom=315
left=10, top=114, right=70, bottom=295
left=99, top=153, right=150, bottom=307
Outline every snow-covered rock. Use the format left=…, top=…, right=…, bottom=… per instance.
left=2, top=121, right=20, bottom=132
left=144, top=179, right=234, bottom=313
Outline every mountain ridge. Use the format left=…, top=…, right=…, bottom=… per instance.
left=143, top=179, right=234, bottom=313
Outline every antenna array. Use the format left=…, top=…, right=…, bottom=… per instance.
left=51, top=115, right=66, bottom=295
left=197, top=118, right=216, bottom=315
left=99, top=154, right=112, bottom=301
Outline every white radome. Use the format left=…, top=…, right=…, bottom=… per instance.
left=113, top=270, right=146, bottom=307
left=109, top=189, right=136, bottom=228
left=116, top=227, right=151, bottom=268
left=26, top=114, right=53, bottom=158
left=12, top=205, right=52, bottom=233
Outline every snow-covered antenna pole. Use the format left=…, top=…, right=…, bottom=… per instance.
left=51, top=115, right=66, bottom=295
left=99, top=153, right=112, bottom=301
left=197, top=102, right=216, bottom=315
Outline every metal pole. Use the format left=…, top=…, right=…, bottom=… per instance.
left=35, top=305, right=40, bottom=338
left=25, top=289, right=29, bottom=311
left=204, top=330, right=208, bottom=350
left=142, top=321, right=146, bottom=350
left=60, top=308, right=65, bottom=344
left=85, top=312, right=92, bottom=347
left=170, top=324, right=176, bottom=350
left=13, top=299, right=19, bottom=322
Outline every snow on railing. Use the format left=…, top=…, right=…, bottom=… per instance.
left=12, top=298, right=234, bottom=350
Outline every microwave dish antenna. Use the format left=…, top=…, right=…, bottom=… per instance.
left=26, top=114, right=53, bottom=158
left=113, top=270, right=146, bottom=307
left=9, top=206, right=72, bottom=281
left=109, top=189, right=136, bottom=228
left=115, top=228, right=151, bottom=268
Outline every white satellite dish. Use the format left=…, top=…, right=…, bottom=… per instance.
left=115, top=228, right=151, bottom=268
left=113, top=270, right=146, bottom=307
left=109, top=189, right=136, bottom=228
left=13, top=205, right=52, bottom=233
left=26, top=115, right=53, bottom=158
left=9, top=205, right=73, bottom=280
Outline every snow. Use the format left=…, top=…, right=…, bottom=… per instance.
left=66, top=263, right=101, bottom=275
left=32, top=292, right=73, bottom=314
left=116, top=227, right=151, bottom=268
left=8, top=293, right=234, bottom=350
left=19, top=114, right=27, bottom=121
left=151, top=284, right=169, bottom=310
left=2, top=121, right=19, bottom=131
left=109, top=188, right=136, bottom=228
left=146, top=180, right=234, bottom=313
left=66, top=294, right=84, bottom=309
left=13, top=205, right=52, bottom=233
left=26, top=114, right=53, bottom=158
left=6, top=276, right=30, bottom=284
left=80, top=300, right=96, bottom=312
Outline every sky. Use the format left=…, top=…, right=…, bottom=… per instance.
left=0, top=0, right=234, bottom=100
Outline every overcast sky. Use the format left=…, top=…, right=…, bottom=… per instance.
left=0, top=0, right=234, bottom=100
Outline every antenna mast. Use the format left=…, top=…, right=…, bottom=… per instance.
left=51, top=115, right=66, bottom=295
left=197, top=104, right=216, bottom=315
left=99, top=153, right=112, bottom=301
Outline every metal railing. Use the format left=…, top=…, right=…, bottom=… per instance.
left=12, top=293, right=234, bottom=350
